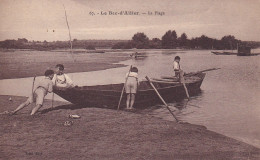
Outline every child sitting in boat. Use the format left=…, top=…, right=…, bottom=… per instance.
left=52, top=64, right=74, bottom=88
left=125, top=66, right=139, bottom=110
left=10, top=70, right=54, bottom=115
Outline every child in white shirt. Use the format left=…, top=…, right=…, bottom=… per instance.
left=52, top=64, right=74, bottom=88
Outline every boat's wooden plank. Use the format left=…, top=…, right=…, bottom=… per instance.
left=53, top=73, right=205, bottom=108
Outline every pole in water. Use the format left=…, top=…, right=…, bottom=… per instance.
left=145, top=76, right=179, bottom=122
left=180, top=70, right=190, bottom=100
left=32, top=76, right=36, bottom=94
left=51, top=76, right=57, bottom=108
left=63, top=4, right=75, bottom=62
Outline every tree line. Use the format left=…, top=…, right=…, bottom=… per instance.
left=0, top=39, right=127, bottom=50
left=0, top=31, right=259, bottom=50
left=112, top=31, right=260, bottom=50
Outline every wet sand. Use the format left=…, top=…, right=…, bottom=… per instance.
left=0, top=95, right=259, bottom=160
left=0, top=50, right=130, bottom=79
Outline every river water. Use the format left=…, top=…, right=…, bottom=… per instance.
left=0, top=49, right=259, bottom=148
left=127, top=49, right=260, bottom=149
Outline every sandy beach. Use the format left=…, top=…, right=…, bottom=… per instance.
left=0, top=95, right=260, bottom=160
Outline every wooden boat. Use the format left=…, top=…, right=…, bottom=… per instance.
left=237, top=46, right=251, bottom=56
left=237, top=46, right=260, bottom=56
left=237, top=53, right=260, bottom=56
left=130, top=52, right=147, bottom=59
left=211, top=51, right=237, bottom=55
left=212, top=48, right=260, bottom=56
left=53, top=72, right=206, bottom=109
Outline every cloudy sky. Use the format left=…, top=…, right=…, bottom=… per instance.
left=0, top=0, right=259, bottom=41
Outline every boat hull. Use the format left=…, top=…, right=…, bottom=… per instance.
left=211, top=51, right=236, bottom=55
left=54, top=73, right=206, bottom=109
left=211, top=51, right=260, bottom=56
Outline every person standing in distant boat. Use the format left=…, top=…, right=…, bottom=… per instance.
left=52, top=64, right=74, bottom=89
left=173, top=56, right=190, bottom=98
left=10, top=70, right=54, bottom=115
left=173, top=56, right=184, bottom=81
left=125, top=67, right=139, bottom=110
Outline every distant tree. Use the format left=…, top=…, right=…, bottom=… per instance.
left=161, top=30, right=172, bottom=48
left=161, top=30, right=178, bottom=48
left=198, top=35, right=212, bottom=49
left=189, top=35, right=213, bottom=49
left=152, top=38, right=160, bottom=42
left=112, top=41, right=133, bottom=49
left=221, top=35, right=238, bottom=50
left=172, top=30, right=177, bottom=40
left=149, top=38, right=161, bottom=48
left=86, top=45, right=95, bottom=50
left=17, top=38, right=28, bottom=43
left=178, top=33, right=188, bottom=47
left=131, top=32, right=149, bottom=49
left=1, top=40, right=16, bottom=49
left=190, top=38, right=198, bottom=49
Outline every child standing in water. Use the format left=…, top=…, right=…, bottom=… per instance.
left=52, top=64, right=74, bottom=88
left=10, top=70, right=54, bottom=115
left=125, top=67, right=139, bottom=110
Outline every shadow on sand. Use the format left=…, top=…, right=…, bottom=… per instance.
left=40, top=104, right=87, bottom=114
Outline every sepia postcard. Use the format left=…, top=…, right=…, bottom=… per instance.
left=0, top=0, right=259, bottom=159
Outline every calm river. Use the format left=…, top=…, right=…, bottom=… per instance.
left=126, top=49, right=260, bottom=149
left=0, top=49, right=259, bottom=148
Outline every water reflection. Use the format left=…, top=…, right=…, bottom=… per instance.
left=138, top=90, right=204, bottom=122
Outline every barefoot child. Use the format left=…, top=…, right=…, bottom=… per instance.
left=173, top=56, right=190, bottom=98
left=125, top=67, right=139, bottom=110
left=10, top=70, right=54, bottom=115
left=173, top=56, right=182, bottom=79
left=52, top=64, right=74, bottom=88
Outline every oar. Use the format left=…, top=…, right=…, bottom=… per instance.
left=150, top=80, right=179, bottom=84
left=32, top=76, right=36, bottom=93
left=145, top=76, right=179, bottom=122
left=27, top=76, right=36, bottom=112
left=51, top=75, right=56, bottom=108
left=185, top=67, right=221, bottom=76
left=180, top=71, right=190, bottom=100
left=31, top=76, right=36, bottom=99
left=117, top=65, right=132, bottom=110
left=161, top=67, right=221, bottom=79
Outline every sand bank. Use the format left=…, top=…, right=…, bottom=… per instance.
left=0, top=95, right=259, bottom=160
left=0, top=50, right=130, bottom=79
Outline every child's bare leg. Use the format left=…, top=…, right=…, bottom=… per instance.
left=130, top=94, right=135, bottom=109
left=126, top=94, right=131, bottom=109
left=12, top=101, right=30, bottom=114
left=30, top=104, right=42, bottom=115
